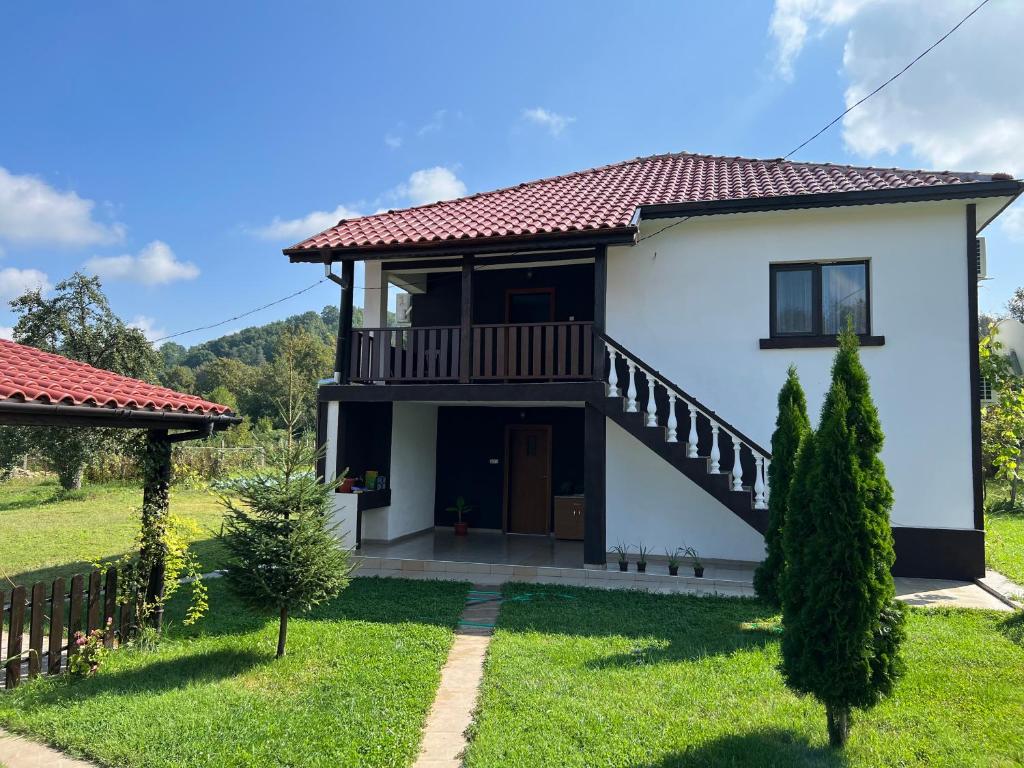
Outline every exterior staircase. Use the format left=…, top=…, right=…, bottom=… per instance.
left=590, top=334, right=771, bottom=534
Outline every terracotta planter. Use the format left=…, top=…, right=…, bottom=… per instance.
left=637, top=562, right=647, bottom=573
left=693, top=566, right=704, bottom=578
left=668, top=565, right=679, bottom=576
left=618, top=561, right=629, bottom=572
left=454, top=522, right=469, bottom=536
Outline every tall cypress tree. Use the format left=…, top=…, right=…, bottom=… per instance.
left=781, top=329, right=905, bottom=748
left=754, top=365, right=810, bottom=606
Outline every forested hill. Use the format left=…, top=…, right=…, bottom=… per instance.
left=159, top=305, right=363, bottom=370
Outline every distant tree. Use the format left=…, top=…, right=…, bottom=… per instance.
left=248, top=330, right=333, bottom=433
left=206, top=385, right=238, bottom=412
left=980, top=327, right=1024, bottom=505
left=780, top=330, right=905, bottom=748
left=10, top=273, right=159, bottom=489
left=161, top=365, right=197, bottom=394
left=183, top=347, right=217, bottom=369
left=0, top=426, right=28, bottom=481
left=195, top=357, right=256, bottom=401
left=1008, top=287, right=1024, bottom=324
left=753, top=365, right=809, bottom=607
left=159, top=341, right=187, bottom=370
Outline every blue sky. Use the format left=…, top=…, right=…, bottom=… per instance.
left=1, top=1, right=1021, bottom=344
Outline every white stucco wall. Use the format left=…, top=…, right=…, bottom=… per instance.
left=360, top=402, right=439, bottom=541
left=606, top=420, right=766, bottom=561
left=605, top=200, right=975, bottom=549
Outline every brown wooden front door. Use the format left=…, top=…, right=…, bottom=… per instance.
left=505, top=425, right=552, bottom=534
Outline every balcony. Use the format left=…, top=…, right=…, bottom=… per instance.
left=349, top=321, right=594, bottom=383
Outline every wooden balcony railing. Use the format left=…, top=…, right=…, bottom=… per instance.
left=350, top=327, right=461, bottom=383
left=348, top=321, right=594, bottom=383
left=471, top=321, right=592, bottom=380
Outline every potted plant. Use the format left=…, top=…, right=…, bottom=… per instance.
left=636, top=543, right=649, bottom=573
left=684, top=545, right=704, bottom=578
left=611, top=543, right=629, bottom=572
left=666, top=547, right=683, bottom=576
left=446, top=496, right=474, bottom=536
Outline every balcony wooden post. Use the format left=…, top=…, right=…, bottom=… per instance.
left=592, top=245, right=607, bottom=381
left=459, top=255, right=474, bottom=382
left=336, top=260, right=355, bottom=384
left=584, top=402, right=607, bottom=566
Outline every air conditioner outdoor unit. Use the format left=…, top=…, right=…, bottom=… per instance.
left=977, top=237, right=990, bottom=281
left=395, top=292, right=413, bottom=325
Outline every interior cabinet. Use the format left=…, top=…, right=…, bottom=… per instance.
left=553, top=495, right=585, bottom=540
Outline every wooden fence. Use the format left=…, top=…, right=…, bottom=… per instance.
left=1, top=566, right=137, bottom=689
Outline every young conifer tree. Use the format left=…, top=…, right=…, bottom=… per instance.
left=754, top=365, right=810, bottom=606
left=780, top=329, right=905, bottom=748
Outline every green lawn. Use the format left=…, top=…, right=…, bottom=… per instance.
left=985, top=481, right=1024, bottom=586
left=1, top=477, right=227, bottom=586
left=465, top=584, right=1024, bottom=768
left=0, top=577, right=468, bottom=768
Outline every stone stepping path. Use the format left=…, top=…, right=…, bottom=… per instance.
left=413, top=586, right=503, bottom=768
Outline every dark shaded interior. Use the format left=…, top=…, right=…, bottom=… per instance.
left=433, top=406, right=585, bottom=530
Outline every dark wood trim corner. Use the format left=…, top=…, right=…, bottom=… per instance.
left=583, top=403, right=607, bottom=565
left=459, top=255, right=474, bottom=383
left=337, top=260, right=355, bottom=383
left=592, top=245, right=608, bottom=381
left=759, top=334, right=885, bottom=349
left=892, top=526, right=984, bottom=580
left=967, top=203, right=984, bottom=531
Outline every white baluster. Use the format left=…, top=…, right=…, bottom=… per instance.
left=764, top=458, right=771, bottom=503
left=731, top=436, right=744, bottom=491
left=666, top=392, right=678, bottom=443
left=754, top=455, right=766, bottom=509
left=709, top=422, right=721, bottom=473
left=625, top=361, right=638, bottom=413
left=687, top=404, right=698, bottom=458
left=606, top=344, right=619, bottom=398
left=645, top=375, right=658, bottom=427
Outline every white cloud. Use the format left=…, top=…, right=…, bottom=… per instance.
left=384, top=133, right=403, bottom=150
left=769, top=0, right=1024, bottom=175
left=417, top=109, right=447, bottom=136
left=0, top=167, right=125, bottom=247
left=769, top=0, right=873, bottom=81
left=0, top=267, right=51, bottom=302
left=1001, top=201, right=1024, bottom=242
left=127, top=315, right=167, bottom=346
left=0, top=326, right=13, bottom=341
left=251, top=204, right=363, bottom=241
left=522, top=107, right=576, bottom=137
left=85, top=240, right=199, bottom=286
left=393, top=167, right=467, bottom=206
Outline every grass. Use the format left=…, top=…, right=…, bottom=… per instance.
left=1, top=476, right=227, bottom=587
left=985, top=480, right=1024, bottom=586
left=464, top=584, right=1024, bottom=768
left=0, top=576, right=469, bottom=768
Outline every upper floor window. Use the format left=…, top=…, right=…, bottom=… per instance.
left=770, top=261, right=870, bottom=338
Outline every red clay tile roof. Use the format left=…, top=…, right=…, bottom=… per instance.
left=286, top=151, right=1010, bottom=255
left=0, top=339, right=233, bottom=415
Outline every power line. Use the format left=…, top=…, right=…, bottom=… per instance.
left=783, top=0, right=992, bottom=160
left=150, top=1, right=992, bottom=342
left=151, top=278, right=328, bottom=343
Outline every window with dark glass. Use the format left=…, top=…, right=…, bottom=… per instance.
left=770, top=261, right=869, bottom=337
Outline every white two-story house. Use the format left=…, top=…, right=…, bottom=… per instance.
left=285, top=151, right=1022, bottom=581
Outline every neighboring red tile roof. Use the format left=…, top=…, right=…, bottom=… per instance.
left=0, top=339, right=233, bottom=415
left=286, top=151, right=1010, bottom=255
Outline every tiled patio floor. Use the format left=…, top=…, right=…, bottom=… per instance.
left=356, top=529, right=1014, bottom=609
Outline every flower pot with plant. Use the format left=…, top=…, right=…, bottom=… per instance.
left=636, top=543, right=649, bottom=573
left=611, top=543, right=629, bottom=571
left=666, top=547, right=683, bottom=576
left=684, top=545, right=704, bottom=577
left=446, top=496, right=474, bottom=535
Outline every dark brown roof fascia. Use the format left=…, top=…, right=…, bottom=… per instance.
left=637, top=180, right=1024, bottom=221
left=284, top=228, right=637, bottom=263
left=0, top=400, right=241, bottom=431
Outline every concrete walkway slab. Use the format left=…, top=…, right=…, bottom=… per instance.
left=894, top=577, right=1012, bottom=611
left=413, top=585, right=501, bottom=768
left=0, top=729, right=97, bottom=768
